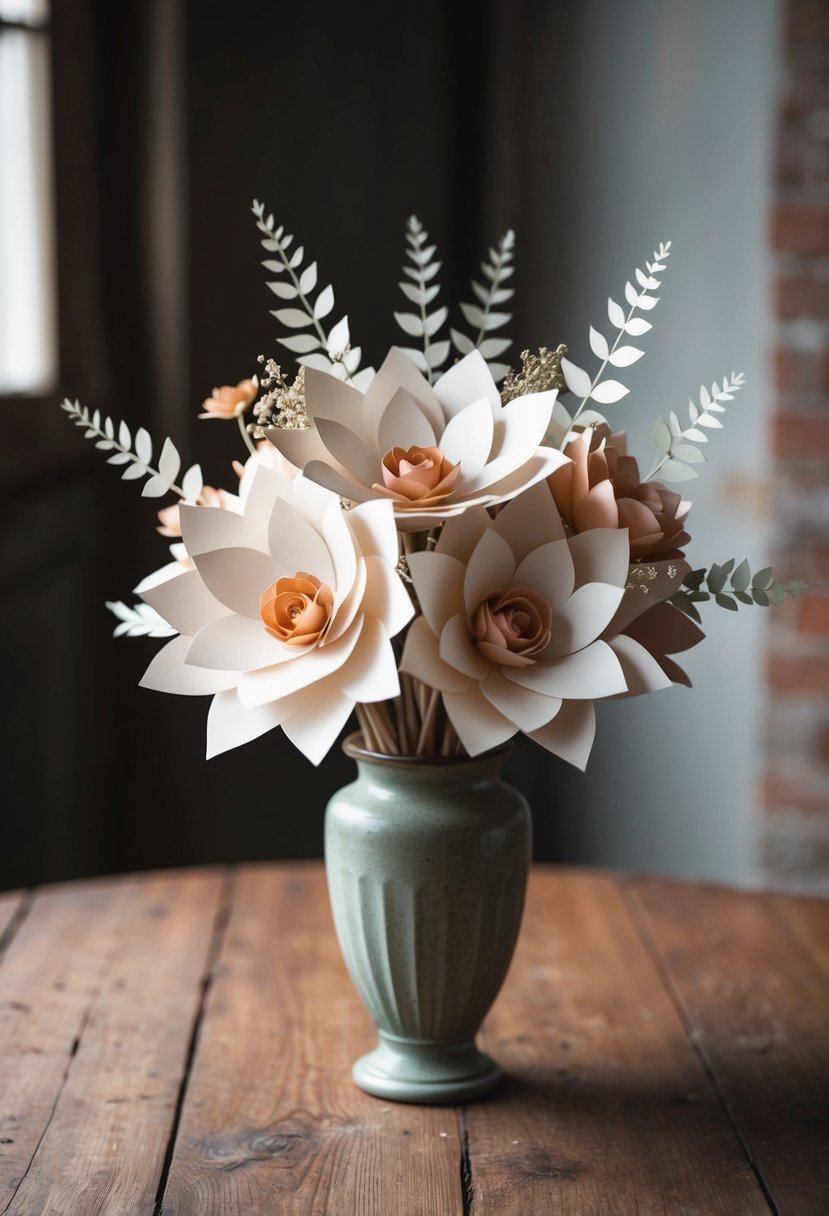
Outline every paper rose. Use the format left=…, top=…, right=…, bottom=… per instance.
left=550, top=426, right=691, bottom=560
left=266, top=348, right=569, bottom=531
left=136, top=462, right=414, bottom=763
left=199, top=377, right=259, bottom=420
left=399, top=480, right=679, bottom=769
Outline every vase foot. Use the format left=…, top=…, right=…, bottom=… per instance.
left=353, top=1034, right=501, bottom=1104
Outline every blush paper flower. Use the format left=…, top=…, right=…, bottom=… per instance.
left=199, top=377, right=259, bottom=420
left=266, top=348, right=569, bottom=530
left=399, top=480, right=676, bottom=769
left=136, top=463, right=414, bottom=763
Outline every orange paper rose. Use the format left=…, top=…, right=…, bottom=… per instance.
left=198, top=377, right=258, bottom=420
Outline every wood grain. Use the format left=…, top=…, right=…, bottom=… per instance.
left=630, top=879, right=829, bottom=1216
left=4, top=869, right=225, bottom=1216
left=158, top=864, right=463, bottom=1216
left=0, top=893, right=25, bottom=958
left=463, top=868, right=769, bottom=1215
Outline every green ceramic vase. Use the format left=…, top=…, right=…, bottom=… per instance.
left=325, top=732, right=532, bottom=1104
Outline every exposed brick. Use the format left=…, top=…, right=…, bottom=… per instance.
left=772, top=206, right=829, bottom=254
left=773, top=346, right=826, bottom=391
left=777, top=276, right=829, bottom=319
left=771, top=409, right=829, bottom=458
left=763, top=772, right=829, bottom=813
left=798, top=591, right=829, bottom=633
left=820, top=723, right=829, bottom=763
left=768, top=652, right=829, bottom=694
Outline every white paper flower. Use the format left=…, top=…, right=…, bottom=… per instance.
left=266, top=347, right=568, bottom=531
left=399, top=481, right=675, bottom=769
left=136, top=463, right=414, bottom=764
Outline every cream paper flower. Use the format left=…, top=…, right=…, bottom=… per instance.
left=265, top=348, right=568, bottom=531
left=399, top=481, right=677, bottom=769
left=136, top=462, right=414, bottom=763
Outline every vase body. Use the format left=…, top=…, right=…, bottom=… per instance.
left=325, top=734, right=532, bottom=1104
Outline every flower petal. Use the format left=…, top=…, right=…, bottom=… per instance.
left=361, top=554, right=416, bottom=637
left=459, top=395, right=555, bottom=494
left=377, top=388, right=438, bottom=456
left=206, top=689, right=289, bottom=759
left=442, top=682, right=517, bottom=756
left=463, top=529, right=516, bottom=615
left=572, top=480, right=620, bottom=532
left=266, top=497, right=335, bottom=587
left=140, top=636, right=239, bottom=696
left=545, top=583, right=625, bottom=658
left=433, top=349, right=500, bottom=419
left=435, top=506, right=490, bottom=562
left=512, top=539, right=575, bottom=615
left=280, top=686, right=355, bottom=766
left=186, top=614, right=306, bottom=671
left=264, top=424, right=333, bottom=474
left=138, top=568, right=228, bottom=637
left=302, top=460, right=376, bottom=504
left=480, top=667, right=562, bottom=733
left=505, top=640, right=627, bottom=699
left=367, top=348, right=444, bottom=438
left=566, top=528, right=632, bottom=592
left=439, top=613, right=491, bottom=680
left=315, top=417, right=380, bottom=487
left=407, top=551, right=466, bottom=634
left=237, top=616, right=365, bottom=708
left=192, top=547, right=281, bottom=618
left=494, top=479, right=566, bottom=561
left=607, top=635, right=674, bottom=696
left=438, top=397, right=494, bottom=481
left=337, top=616, right=400, bottom=703
left=399, top=615, right=473, bottom=693
left=346, top=498, right=400, bottom=569
left=527, top=700, right=596, bottom=770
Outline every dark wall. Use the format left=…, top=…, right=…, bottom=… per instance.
left=1, top=0, right=583, bottom=889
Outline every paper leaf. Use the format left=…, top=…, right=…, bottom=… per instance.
left=590, top=379, right=629, bottom=404
left=624, top=317, right=652, bottom=336
left=299, top=261, right=318, bottom=295
left=607, top=297, right=625, bottom=328
left=659, top=458, right=698, bottom=482
left=426, top=340, right=451, bottom=369
left=451, top=328, right=475, bottom=355
left=327, top=315, right=350, bottom=354
left=119, top=420, right=131, bottom=449
left=314, top=284, right=335, bottom=319
left=478, top=336, right=512, bottom=359
left=400, top=347, right=429, bottom=373
left=273, top=307, right=312, bottom=329
left=267, top=281, right=298, bottom=299
left=394, top=311, right=424, bottom=337
left=561, top=357, right=593, bottom=399
left=672, top=443, right=705, bottom=464
left=731, top=558, right=751, bottom=593
left=289, top=245, right=304, bottom=268
left=608, top=345, right=644, bottom=367
left=135, top=427, right=152, bottom=464
left=122, top=462, right=147, bottom=481
left=278, top=333, right=321, bottom=353
left=460, top=302, right=485, bottom=329
left=107, top=451, right=132, bottom=465
left=653, top=417, right=672, bottom=453
left=182, top=463, right=203, bottom=501
left=424, top=306, right=448, bottom=336
left=158, top=437, right=181, bottom=484
left=589, top=326, right=609, bottom=360
left=142, top=475, right=170, bottom=498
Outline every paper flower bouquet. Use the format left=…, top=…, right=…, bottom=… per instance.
left=63, top=206, right=806, bottom=771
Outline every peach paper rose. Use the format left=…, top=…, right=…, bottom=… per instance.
left=199, top=377, right=259, bottom=420
left=550, top=426, right=691, bottom=560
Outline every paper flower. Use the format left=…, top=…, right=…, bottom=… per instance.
left=137, top=462, right=414, bottom=763
left=399, top=481, right=676, bottom=769
left=265, top=348, right=568, bottom=531
left=199, top=377, right=259, bottom=420
left=550, top=426, right=691, bottom=560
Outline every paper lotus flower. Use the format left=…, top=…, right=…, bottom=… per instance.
left=399, top=480, right=679, bottom=769
left=136, top=462, right=414, bottom=763
left=266, top=348, right=569, bottom=531
left=550, top=427, right=691, bottom=560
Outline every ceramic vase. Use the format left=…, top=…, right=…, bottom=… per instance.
left=325, top=732, right=532, bottom=1104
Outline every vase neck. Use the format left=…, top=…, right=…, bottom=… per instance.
left=350, top=750, right=508, bottom=792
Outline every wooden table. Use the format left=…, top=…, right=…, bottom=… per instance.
left=0, top=863, right=827, bottom=1215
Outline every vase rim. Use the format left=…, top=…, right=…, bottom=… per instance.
left=341, top=731, right=513, bottom=769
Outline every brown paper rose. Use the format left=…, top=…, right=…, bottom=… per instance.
left=470, top=587, right=553, bottom=669
left=376, top=445, right=460, bottom=505
left=549, top=426, right=691, bottom=560
left=259, top=572, right=334, bottom=646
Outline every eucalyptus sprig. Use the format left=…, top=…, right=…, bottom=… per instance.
left=106, top=601, right=177, bottom=639
left=646, top=373, right=745, bottom=483
left=451, top=229, right=516, bottom=382
left=252, top=200, right=373, bottom=391
left=60, top=400, right=204, bottom=502
left=560, top=241, right=672, bottom=446
left=672, top=559, right=807, bottom=622
left=394, top=215, right=450, bottom=383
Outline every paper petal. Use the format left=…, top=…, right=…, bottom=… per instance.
left=326, top=556, right=368, bottom=645
left=346, top=498, right=400, bottom=569
left=206, top=690, right=289, bottom=758
left=138, top=568, right=227, bottom=637
left=528, top=700, right=596, bottom=770
left=505, top=640, right=627, bottom=699
left=463, top=529, right=516, bottom=614
left=377, top=387, right=438, bottom=456
left=361, top=554, right=416, bottom=638
left=407, top=551, right=466, bottom=634
left=337, top=616, right=400, bottom=703
left=439, top=397, right=494, bottom=481
left=608, top=635, right=674, bottom=696
left=263, top=424, right=332, bottom=475
left=494, top=479, right=566, bottom=562
left=266, top=497, right=335, bottom=588
left=567, top=528, right=631, bottom=592
left=400, top=615, right=473, bottom=693
left=512, top=539, right=575, bottom=615
left=302, top=460, right=376, bottom=504
left=179, top=502, right=249, bottom=558
left=435, top=506, right=490, bottom=563
left=481, top=668, right=562, bottom=733
left=185, top=614, right=304, bottom=672
left=545, top=583, right=625, bottom=658
left=624, top=601, right=705, bottom=656
left=605, top=559, right=690, bottom=635
left=459, top=396, right=555, bottom=494
left=439, top=613, right=491, bottom=680
left=140, top=636, right=239, bottom=696
left=238, top=617, right=364, bottom=708
left=192, top=547, right=280, bottom=619
left=315, top=416, right=381, bottom=487
left=304, top=365, right=365, bottom=429
left=280, top=687, right=355, bottom=766
left=367, top=348, right=444, bottom=439
left=442, top=683, right=517, bottom=756
left=433, top=349, right=500, bottom=419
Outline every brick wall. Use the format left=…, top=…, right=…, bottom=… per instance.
left=764, top=0, right=829, bottom=890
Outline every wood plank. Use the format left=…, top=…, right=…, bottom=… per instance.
left=0, top=876, right=132, bottom=1210
left=5, top=869, right=226, bottom=1216
left=463, top=868, right=768, bottom=1215
left=159, top=862, right=463, bottom=1216
left=630, top=878, right=829, bottom=1216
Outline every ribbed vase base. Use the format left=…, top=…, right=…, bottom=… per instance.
left=353, top=1034, right=501, bottom=1104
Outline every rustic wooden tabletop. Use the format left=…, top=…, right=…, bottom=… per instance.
left=0, top=862, right=826, bottom=1215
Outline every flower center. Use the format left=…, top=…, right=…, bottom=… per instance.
left=376, top=445, right=460, bottom=505
left=260, top=571, right=334, bottom=646
left=470, top=586, right=553, bottom=667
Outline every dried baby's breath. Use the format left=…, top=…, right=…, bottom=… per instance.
left=501, top=345, right=568, bottom=403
